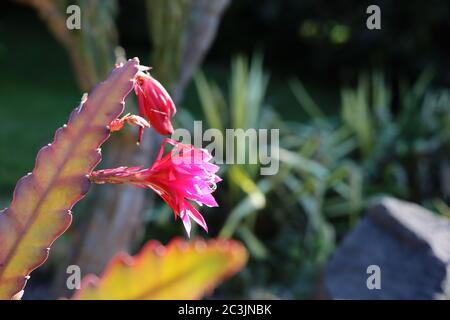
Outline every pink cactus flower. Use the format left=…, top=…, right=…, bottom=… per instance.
left=90, top=139, right=220, bottom=236
left=134, top=67, right=176, bottom=137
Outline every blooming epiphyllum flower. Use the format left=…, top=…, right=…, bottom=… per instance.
left=90, top=139, right=221, bottom=236
left=134, top=67, right=176, bottom=137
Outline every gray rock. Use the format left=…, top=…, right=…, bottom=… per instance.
left=324, top=197, right=450, bottom=299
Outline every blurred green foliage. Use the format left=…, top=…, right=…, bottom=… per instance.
left=146, top=0, right=192, bottom=85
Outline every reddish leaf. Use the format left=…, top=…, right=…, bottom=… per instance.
left=71, top=238, right=248, bottom=300
left=0, top=58, right=140, bottom=299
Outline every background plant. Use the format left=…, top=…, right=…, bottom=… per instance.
left=174, top=61, right=449, bottom=299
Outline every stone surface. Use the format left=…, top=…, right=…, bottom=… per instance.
left=324, top=197, right=450, bottom=299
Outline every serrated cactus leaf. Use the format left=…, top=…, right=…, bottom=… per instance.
left=72, top=238, right=248, bottom=300
left=0, top=58, right=140, bottom=299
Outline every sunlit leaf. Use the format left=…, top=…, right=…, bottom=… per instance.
left=71, top=238, right=248, bottom=300
left=0, top=59, right=139, bottom=299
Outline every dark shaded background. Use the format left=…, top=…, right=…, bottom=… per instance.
left=119, top=0, right=450, bottom=82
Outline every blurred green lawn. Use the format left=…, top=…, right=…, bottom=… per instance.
left=0, top=12, right=338, bottom=203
